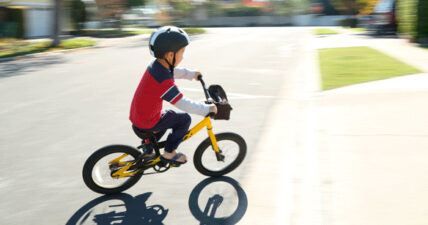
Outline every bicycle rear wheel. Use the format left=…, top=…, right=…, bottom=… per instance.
left=193, top=133, right=246, bottom=177
left=82, top=145, right=143, bottom=195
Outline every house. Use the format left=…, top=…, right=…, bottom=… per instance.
left=0, top=0, right=70, bottom=38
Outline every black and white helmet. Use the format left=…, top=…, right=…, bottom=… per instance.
left=149, top=26, right=190, bottom=58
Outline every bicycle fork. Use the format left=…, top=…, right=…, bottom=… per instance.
left=206, top=120, right=225, bottom=162
left=182, top=116, right=225, bottom=162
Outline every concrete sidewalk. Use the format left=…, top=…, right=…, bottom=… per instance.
left=312, top=28, right=428, bottom=225
left=315, top=83, right=428, bottom=225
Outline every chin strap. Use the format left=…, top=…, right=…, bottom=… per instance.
left=165, top=52, right=176, bottom=75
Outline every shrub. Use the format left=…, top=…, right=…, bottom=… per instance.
left=70, top=0, right=87, bottom=32
left=416, top=0, right=428, bottom=42
left=222, top=5, right=264, bottom=17
left=339, top=17, right=358, bottom=28
left=0, top=8, right=25, bottom=38
left=398, top=0, right=428, bottom=42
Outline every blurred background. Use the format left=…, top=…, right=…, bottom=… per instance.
left=1, top=0, right=428, bottom=224
left=1, top=0, right=426, bottom=40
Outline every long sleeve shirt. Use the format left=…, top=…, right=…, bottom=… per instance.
left=130, top=60, right=209, bottom=129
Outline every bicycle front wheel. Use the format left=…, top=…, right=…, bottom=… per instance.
left=193, top=133, right=246, bottom=177
left=82, top=145, right=143, bottom=195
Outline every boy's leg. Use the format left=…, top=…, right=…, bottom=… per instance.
left=154, top=110, right=191, bottom=153
left=136, top=110, right=191, bottom=162
left=132, top=125, right=167, bottom=155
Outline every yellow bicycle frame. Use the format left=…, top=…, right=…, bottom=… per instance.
left=109, top=116, right=219, bottom=178
left=109, top=154, right=139, bottom=178
left=182, top=116, right=219, bottom=152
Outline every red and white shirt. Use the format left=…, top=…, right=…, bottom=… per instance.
left=130, top=60, right=209, bottom=129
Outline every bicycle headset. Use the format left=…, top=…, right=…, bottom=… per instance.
left=149, top=26, right=190, bottom=75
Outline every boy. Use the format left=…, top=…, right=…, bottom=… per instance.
left=130, top=26, right=217, bottom=166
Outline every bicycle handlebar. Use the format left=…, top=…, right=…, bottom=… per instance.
left=198, top=75, right=216, bottom=118
left=197, top=75, right=214, bottom=103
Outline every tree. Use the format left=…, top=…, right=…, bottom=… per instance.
left=165, top=0, right=194, bottom=20
left=96, top=0, right=126, bottom=29
left=51, top=0, right=61, bottom=47
left=271, top=0, right=295, bottom=16
left=71, top=0, right=87, bottom=33
left=95, top=0, right=146, bottom=29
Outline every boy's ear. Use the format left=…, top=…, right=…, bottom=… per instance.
left=163, top=51, right=174, bottom=60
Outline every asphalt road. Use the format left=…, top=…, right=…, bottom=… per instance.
left=0, top=27, right=313, bottom=225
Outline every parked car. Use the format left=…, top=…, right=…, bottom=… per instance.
left=367, top=0, right=397, bottom=34
left=358, top=14, right=376, bottom=29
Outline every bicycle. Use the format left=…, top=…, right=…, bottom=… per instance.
left=82, top=76, right=247, bottom=195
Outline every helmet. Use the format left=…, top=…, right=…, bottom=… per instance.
left=149, top=26, right=190, bottom=58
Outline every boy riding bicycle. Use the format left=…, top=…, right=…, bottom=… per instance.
left=130, top=26, right=217, bottom=166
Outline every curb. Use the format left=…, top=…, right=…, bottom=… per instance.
left=0, top=45, right=99, bottom=63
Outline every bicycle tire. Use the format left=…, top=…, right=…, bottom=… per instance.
left=193, top=133, right=246, bottom=177
left=82, top=145, right=143, bottom=195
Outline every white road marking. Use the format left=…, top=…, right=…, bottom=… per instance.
left=180, top=87, right=276, bottom=100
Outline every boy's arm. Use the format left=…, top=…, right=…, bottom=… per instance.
left=174, top=97, right=210, bottom=116
left=174, top=67, right=200, bottom=80
left=161, top=80, right=212, bottom=116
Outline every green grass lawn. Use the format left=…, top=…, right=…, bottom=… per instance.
left=346, top=27, right=366, bottom=32
left=0, top=39, right=97, bottom=58
left=0, top=28, right=206, bottom=59
left=82, top=29, right=153, bottom=37
left=313, top=28, right=340, bottom=35
left=183, top=28, right=206, bottom=34
left=319, top=47, right=421, bottom=90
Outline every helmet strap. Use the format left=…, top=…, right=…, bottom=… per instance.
left=165, top=52, right=176, bottom=75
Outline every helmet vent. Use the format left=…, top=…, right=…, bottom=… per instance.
left=167, top=28, right=171, bottom=32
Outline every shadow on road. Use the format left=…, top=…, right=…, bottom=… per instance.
left=66, top=176, right=247, bottom=225
left=66, top=192, right=168, bottom=225
left=0, top=56, right=67, bottom=78
left=355, top=32, right=399, bottom=39
left=189, top=176, right=248, bottom=225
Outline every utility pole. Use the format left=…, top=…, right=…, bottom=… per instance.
left=51, top=0, right=61, bottom=47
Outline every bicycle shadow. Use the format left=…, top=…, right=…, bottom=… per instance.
left=189, top=176, right=248, bottom=225
left=66, top=192, right=168, bottom=225
left=66, top=176, right=247, bottom=225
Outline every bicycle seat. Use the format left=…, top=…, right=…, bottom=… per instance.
left=132, top=125, right=157, bottom=140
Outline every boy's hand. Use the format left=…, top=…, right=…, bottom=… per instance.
left=209, top=104, right=217, bottom=114
left=194, top=71, right=202, bottom=80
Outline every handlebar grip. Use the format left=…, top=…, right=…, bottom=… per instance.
left=197, top=74, right=202, bottom=81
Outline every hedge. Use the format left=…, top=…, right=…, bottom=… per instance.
left=0, top=7, right=25, bottom=38
left=222, top=5, right=264, bottom=17
left=398, top=0, right=428, bottom=42
left=416, top=0, right=428, bottom=42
